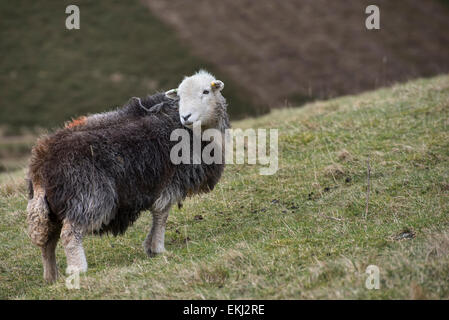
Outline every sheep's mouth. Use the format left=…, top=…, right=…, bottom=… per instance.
left=180, top=120, right=194, bottom=129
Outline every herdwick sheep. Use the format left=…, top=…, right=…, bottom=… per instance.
left=26, top=70, right=229, bottom=283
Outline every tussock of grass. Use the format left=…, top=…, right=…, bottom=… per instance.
left=0, top=75, right=449, bottom=299
left=0, top=169, right=27, bottom=198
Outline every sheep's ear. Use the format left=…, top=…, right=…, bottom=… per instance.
left=165, top=88, right=179, bottom=99
left=211, top=80, right=224, bottom=91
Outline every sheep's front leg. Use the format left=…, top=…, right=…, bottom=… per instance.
left=60, top=220, right=88, bottom=275
left=144, top=208, right=170, bottom=257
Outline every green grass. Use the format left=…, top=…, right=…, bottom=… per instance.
left=0, top=0, right=261, bottom=134
left=1, top=75, right=449, bottom=299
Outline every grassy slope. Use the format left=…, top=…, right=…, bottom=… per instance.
left=0, top=75, right=448, bottom=299
left=0, top=0, right=258, bottom=133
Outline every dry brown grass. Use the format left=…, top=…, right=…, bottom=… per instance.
left=0, top=169, right=27, bottom=198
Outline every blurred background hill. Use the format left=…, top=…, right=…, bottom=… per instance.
left=145, top=0, right=449, bottom=108
left=1, top=0, right=449, bottom=134
left=0, top=0, right=262, bottom=134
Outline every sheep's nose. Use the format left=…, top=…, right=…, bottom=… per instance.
left=182, top=113, right=192, bottom=121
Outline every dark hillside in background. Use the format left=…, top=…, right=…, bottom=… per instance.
left=1, top=0, right=448, bottom=133
left=145, top=0, right=449, bottom=108
left=0, top=0, right=261, bottom=133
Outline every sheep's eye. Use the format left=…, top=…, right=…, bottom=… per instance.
left=203, top=90, right=209, bottom=95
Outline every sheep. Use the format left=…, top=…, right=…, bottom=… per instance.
left=26, top=70, right=229, bottom=283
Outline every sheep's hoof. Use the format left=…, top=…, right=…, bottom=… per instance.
left=143, top=236, right=166, bottom=257
left=146, top=250, right=158, bottom=258
left=144, top=246, right=165, bottom=258
left=44, top=273, right=58, bottom=284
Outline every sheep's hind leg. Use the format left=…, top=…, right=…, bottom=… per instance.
left=26, top=183, right=61, bottom=283
left=41, top=223, right=62, bottom=283
left=144, top=208, right=170, bottom=257
left=60, top=220, right=88, bottom=275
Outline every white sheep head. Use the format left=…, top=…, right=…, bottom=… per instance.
left=166, top=70, right=225, bottom=129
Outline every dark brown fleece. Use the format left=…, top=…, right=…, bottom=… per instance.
left=28, top=93, right=229, bottom=235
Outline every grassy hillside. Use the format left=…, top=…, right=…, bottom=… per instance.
left=0, top=0, right=260, bottom=133
left=0, top=75, right=448, bottom=299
